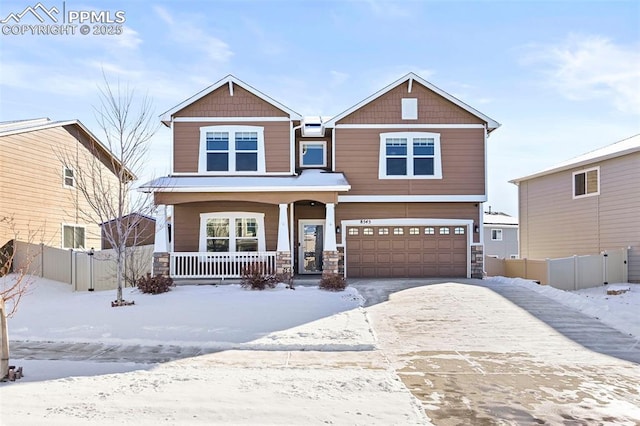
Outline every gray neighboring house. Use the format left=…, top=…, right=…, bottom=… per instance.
left=510, top=134, right=640, bottom=283
left=483, top=210, right=519, bottom=259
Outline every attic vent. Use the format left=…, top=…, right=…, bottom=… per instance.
left=301, top=117, right=325, bottom=137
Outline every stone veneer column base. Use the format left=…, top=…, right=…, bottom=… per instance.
left=153, top=252, right=170, bottom=278
left=276, top=251, right=292, bottom=275
left=322, top=251, right=340, bottom=277
left=471, top=246, right=484, bottom=279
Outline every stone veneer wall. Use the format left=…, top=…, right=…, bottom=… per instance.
left=153, top=252, right=169, bottom=277
left=322, top=251, right=340, bottom=277
left=471, top=245, right=484, bottom=279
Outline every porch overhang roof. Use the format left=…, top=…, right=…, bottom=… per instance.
left=138, top=169, right=351, bottom=193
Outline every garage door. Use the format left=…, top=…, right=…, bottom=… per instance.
left=346, top=225, right=467, bottom=278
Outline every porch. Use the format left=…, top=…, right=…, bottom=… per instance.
left=145, top=170, right=351, bottom=280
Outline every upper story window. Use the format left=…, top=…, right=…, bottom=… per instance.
left=63, top=167, right=75, bottom=188
left=300, top=141, right=326, bottom=168
left=573, top=167, right=599, bottom=198
left=199, top=126, right=265, bottom=174
left=378, top=132, right=442, bottom=179
left=491, top=229, right=503, bottom=241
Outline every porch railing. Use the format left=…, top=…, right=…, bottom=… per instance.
left=170, top=251, right=277, bottom=279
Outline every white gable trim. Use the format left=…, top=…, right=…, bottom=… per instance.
left=338, top=195, right=487, bottom=202
left=324, top=72, right=500, bottom=131
left=160, top=75, right=302, bottom=125
left=335, top=123, right=485, bottom=129
left=173, top=117, right=291, bottom=123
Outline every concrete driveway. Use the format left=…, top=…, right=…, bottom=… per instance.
left=361, top=279, right=640, bottom=424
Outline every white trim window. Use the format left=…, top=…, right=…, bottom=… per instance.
left=573, top=166, right=599, bottom=198
left=199, top=212, right=266, bottom=252
left=379, top=132, right=442, bottom=179
left=491, top=229, right=503, bottom=241
left=62, top=224, right=85, bottom=249
left=63, top=166, right=75, bottom=188
left=198, top=126, right=266, bottom=174
left=299, top=141, right=327, bottom=168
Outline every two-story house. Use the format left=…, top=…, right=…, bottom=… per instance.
left=483, top=209, right=519, bottom=259
left=0, top=118, right=127, bottom=250
left=141, top=73, right=500, bottom=279
left=511, top=134, right=640, bottom=282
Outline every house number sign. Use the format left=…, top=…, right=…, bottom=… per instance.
left=359, top=219, right=372, bottom=224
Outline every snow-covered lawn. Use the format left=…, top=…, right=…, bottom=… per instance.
left=5, top=276, right=372, bottom=351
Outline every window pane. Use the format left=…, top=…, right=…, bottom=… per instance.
left=206, top=132, right=229, bottom=151
left=574, top=173, right=586, bottom=196
left=393, top=227, right=404, bottom=235
left=414, top=158, right=434, bottom=175
left=378, top=227, right=389, bottom=235
left=413, top=139, right=434, bottom=155
left=454, top=227, right=465, bottom=235
left=74, top=227, right=85, bottom=248
left=348, top=228, right=359, bottom=236
left=235, top=132, right=258, bottom=151
left=64, top=168, right=74, bottom=187
left=363, top=227, right=374, bottom=235
left=302, top=143, right=325, bottom=166
left=425, top=227, right=435, bottom=235
left=207, top=219, right=229, bottom=237
left=63, top=226, right=73, bottom=248
left=236, top=218, right=257, bottom=237
left=386, top=139, right=407, bottom=156
left=409, top=227, right=420, bottom=235
left=207, top=239, right=229, bottom=252
left=586, top=170, right=598, bottom=193
left=236, top=153, right=258, bottom=171
left=387, top=158, right=407, bottom=175
left=236, top=239, right=258, bottom=252
left=439, top=227, right=450, bottom=235
left=207, top=153, right=228, bottom=171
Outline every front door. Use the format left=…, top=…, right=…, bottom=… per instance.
left=298, top=220, right=325, bottom=274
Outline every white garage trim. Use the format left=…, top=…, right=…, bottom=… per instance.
left=340, top=218, right=473, bottom=278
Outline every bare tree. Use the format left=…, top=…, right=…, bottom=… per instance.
left=59, top=76, right=158, bottom=306
left=1, top=217, right=39, bottom=380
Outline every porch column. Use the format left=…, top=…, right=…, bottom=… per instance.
left=153, top=205, right=170, bottom=278
left=323, top=203, right=339, bottom=276
left=276, top=203, right=292, bottom=275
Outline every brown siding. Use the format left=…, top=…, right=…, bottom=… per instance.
left=335, top=127, right=485, bottom=195
left=173, top=202, right=279, bottom=252
left=338, top=81, right=485, bottom=125
left=0, top=127, right=119, bottom=249
left=173, top=121, right=291, bottom=173
left=518, top=153, right=640, bottom=281
left=101, top=216, right=155, bottom=250
left=335, top=202, right=481, bottom=243
left=174, top=84, right=288, bottom=118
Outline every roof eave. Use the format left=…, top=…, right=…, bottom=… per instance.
left=510, top=146, right=640, bottom=184
left=159, top=75, right=302, bottom=126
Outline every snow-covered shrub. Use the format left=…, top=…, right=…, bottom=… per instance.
left=319, top=274, right=347, bottom=291
left=135, top=273, right=174, bottom=294
left=240, top=263, right=278, bottom=290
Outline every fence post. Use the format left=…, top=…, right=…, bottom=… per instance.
left=602, top=251, right=608, bottom=285
left=40, top=243, right=44, bottom=278
left=545, top=258, right=551, bottom=286
left=573, top=255, right=578, bottom=291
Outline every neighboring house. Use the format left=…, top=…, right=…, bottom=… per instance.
left=483, top=209, right=518, bottom=259
left=140, top=73, right=500, bottom=279
left=510, top=134, right=640, bottom=282
left=100, top=213, right=156, bottom=250
left=0, top=118, right=125, bottom=250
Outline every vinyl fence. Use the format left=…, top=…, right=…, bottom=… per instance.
left=485, top=248, right=629, bottom=291
left=11, top=241, right=153, bottom=292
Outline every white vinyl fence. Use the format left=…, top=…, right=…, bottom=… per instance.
left=485, top=248, right=629, bottom=291
left=11, top=241, right=153, bottom=291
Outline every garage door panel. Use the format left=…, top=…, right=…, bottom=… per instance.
left=346, top=224, right=468, bottom=278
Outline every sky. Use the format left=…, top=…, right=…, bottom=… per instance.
left=1, top=0, right=639, bottom=216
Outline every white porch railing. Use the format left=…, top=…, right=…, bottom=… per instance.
left=170, top=252, right=277, bottom=279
